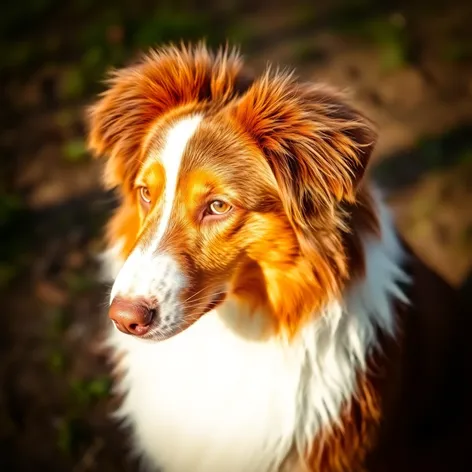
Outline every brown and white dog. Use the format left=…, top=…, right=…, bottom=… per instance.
left=87, top=43, right=469, bottom=472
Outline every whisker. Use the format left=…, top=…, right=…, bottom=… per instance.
left=181, top=287, right=207, bottom=304
left=179, top=292, right=228, bottom=309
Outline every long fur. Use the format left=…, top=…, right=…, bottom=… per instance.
left=88, top=43, right=408, bottom=472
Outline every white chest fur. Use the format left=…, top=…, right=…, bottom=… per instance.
left=102, top=195, right=407, bottom=472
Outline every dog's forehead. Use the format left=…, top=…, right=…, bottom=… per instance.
left=141, top=113, right=266, bottom=188
left=172, top=114, right=255, bottom=178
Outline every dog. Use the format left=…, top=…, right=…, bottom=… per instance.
left=87, top=43, right=470, bottom=472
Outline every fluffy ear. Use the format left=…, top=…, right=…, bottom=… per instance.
left=86, top=42, right=248, bottom=190
left=233, top=70, right=377, bottom=232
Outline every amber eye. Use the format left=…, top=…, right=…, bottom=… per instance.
left=139, top=187, right=151, bottom=204
left=208, top=200, right=231, bottom=215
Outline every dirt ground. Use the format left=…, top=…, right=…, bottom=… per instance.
left=1, top=1, right=472, bottom=471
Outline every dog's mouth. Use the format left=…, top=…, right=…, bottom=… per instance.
left=204, top=290, right=227, bottom=313
left=144, top=290, right=228, bottom=342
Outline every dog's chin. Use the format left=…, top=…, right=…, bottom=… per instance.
left=143, top=291, right=228, bottom=343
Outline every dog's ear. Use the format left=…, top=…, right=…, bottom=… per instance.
left=86, top=43, right=246, bottom=190
left=233, top=71, right=377, bottom=286
left=233, top=71, right=376, bottom=208
left=234, top=72, right=376, bottom=216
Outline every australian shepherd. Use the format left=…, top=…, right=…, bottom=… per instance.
left=87, top=43, right=467, bottom=472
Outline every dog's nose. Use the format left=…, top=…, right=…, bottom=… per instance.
left=109, top=296, right=156, bottom=336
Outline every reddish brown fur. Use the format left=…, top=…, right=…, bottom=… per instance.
left=88, top=44, right=379, bottom=337
left=88, top=43, right=248, bottom=191
left=308, top=376, right=382, bottom=472
left=305, top=316, right=402, bottom=472
left=87, top=43, right=437, bottom=471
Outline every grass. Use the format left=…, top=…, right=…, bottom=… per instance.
left=44, top=301, right=113, bottom=455
left=55, top=376, right=112, bottom=455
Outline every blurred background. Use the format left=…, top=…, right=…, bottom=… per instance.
left=1, top=0, right=472, bottom=470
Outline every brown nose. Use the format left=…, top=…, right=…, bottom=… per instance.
left=109, top=296, right=156, bottom=336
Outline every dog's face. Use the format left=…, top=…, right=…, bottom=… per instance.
left=88, top=44, right=376, bottom=341
left=107, top=112, right=285, bottom=340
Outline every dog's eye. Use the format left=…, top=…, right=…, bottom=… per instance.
left=208, top=200, right=231, bottom=215
left=139, top=187, right=151, bottom=204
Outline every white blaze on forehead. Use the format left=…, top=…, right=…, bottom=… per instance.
left=109, top=114, right=202, bottom=305
left=153, top=114, right=203, bottom=246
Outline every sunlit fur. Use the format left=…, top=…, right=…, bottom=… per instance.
left=88, top=43, right=408, bottom=472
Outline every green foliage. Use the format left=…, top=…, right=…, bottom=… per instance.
left=70, top=377, right=112, bottom=407
left=5, top=2, right=226, bottom=102
left=56, top=417, right=74, bottom=454
left=367, top=16, right=408, bottom=70
left=55, top=376, right=112, bottom=453
left=131, top=8, right=213, bottom=49
left=442, top=40, right=472, bottom=63
left=0, top=41, right=33, bottom=70
left=45, top=307, right=69, bottom=376
left=47, top=307, right=70, bottom=337
left=0, top=263, right=20, bottom=288
left=293, top=2, right=317, bottom=27
left=225, top=23, right=254, bottom=47
left=43, top=304, right=113, bottom=453
left=59, top=68, right=86, bottom=100
left=0, top=192, right=23, bottom=223
left=55, top=414, right=91, bottom=455
left=55, top=109, right=77, bottom=129
left=48, top=350, right=66, bottom=373
left=458, top=148, right=472, bottom=164
left=340, top=14, right=409, bottom=71
left=62, top=139, right=88, bottom=163
left=64, top=271, right=95, bottom=294
left=81, top=47, right=105, bottom=71
left=321, top=0, right=409, bottom=72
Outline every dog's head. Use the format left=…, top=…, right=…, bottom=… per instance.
left=88, top=43, right=377, bottom=341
